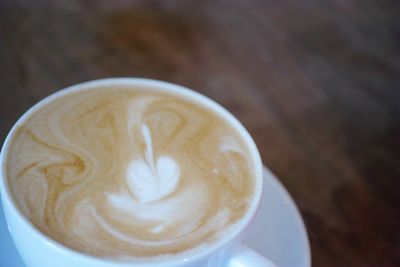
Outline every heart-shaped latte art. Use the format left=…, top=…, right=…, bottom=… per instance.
left=127, top=156, right=179, bottom=203
left=125, top=124, right=180, bottom=204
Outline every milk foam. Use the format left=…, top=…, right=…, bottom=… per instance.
left=6, top=86, right=255, bottom=259
left=125, top=124, right=180, bottom=204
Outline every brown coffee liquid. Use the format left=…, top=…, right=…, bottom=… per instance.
left=6, top=85, right=255, bottom=259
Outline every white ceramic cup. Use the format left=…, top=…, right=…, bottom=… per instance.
left=0, top=78, right=276, bottom=267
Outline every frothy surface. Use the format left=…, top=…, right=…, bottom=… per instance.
left=6, top=85, right=255, bottom=259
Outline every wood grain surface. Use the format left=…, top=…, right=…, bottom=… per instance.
left=1, top=0, right=399, bottom=266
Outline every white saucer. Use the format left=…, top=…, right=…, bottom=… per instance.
left=0, top=167, right=311, bottom=267
left=244, top=167, right=311, bottom=267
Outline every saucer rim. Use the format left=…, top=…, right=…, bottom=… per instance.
left=258, top=166, right=312, bottom=267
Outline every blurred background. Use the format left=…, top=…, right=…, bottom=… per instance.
left=0, top=0, right=399, bottom=266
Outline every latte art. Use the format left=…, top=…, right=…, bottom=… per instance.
left=124, top=124, right=180, bottom=204
left=6, top=85, right=256, bottom=259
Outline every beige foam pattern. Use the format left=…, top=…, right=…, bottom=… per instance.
left=6, top=86, right=255, bottom=259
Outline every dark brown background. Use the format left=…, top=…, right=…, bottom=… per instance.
left=1, top=0, right=399, bottom=266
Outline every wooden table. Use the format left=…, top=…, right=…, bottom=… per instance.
left=1, top=0, right=399, bottom=266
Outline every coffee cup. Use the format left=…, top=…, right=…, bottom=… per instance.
left=0, top=78, right=276, bottom=267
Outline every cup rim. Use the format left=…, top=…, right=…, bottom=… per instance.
left=0, top=77, right=264, bottom=266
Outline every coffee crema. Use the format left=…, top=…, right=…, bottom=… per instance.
left=6, top=85, right=255, bottom=260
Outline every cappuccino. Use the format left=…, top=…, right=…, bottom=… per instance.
left=6, top=83, right=256, bottom=259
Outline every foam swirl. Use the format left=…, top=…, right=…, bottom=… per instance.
left=125, top=124, right=180, bottom=204
left=6, top=86, right=255, bottom=259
